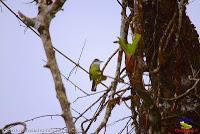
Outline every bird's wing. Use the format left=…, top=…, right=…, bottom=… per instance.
left=89, top=64, right=92, bottom=80
left=91, top=80, right=97, bottom=91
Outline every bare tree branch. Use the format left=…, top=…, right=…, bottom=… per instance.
left=18, top=1, right=76, bottom=133
left=3, top=122, right=26, bottom=134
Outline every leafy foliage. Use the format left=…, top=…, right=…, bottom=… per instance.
left=117, top=33, right=141, bottom=55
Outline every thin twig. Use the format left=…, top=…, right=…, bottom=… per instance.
left=116, top=0, right=123, bottom=8
left=117, top=118, right=132, bottom=134
left=75, top=39, right=86, bottom=73
left=73, top=89, right=107, bottom=103
left=42, top=59, right=89, bottom=95
left=102, top=48, right=119, bottom=72
left=74, top=89, right=110, bottom=124
left=3, top=122, right=26, bottom=134
left=107, top=116, right=131, bottom=127
left=23, top=114, right=61, bottom=123
left=160, top=79, right=199, bottom=101
left=159, top=12, right=177, bottom=51
left=62, top=73, right=89, bottom=95
left=71, top=108, right=88, bottom=120
left=163, top=23, right=176, bottom=52
left=84, top=88, right=110, bottom=132
left=67, top=39, right=87, bottom=79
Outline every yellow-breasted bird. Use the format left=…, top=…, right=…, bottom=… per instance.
left=180, top=121, right=192, bottom=129
left=89, top=59, right=107, bottom=91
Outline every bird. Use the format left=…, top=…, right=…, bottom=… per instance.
left=180, top=121, right=192, bottom=129
left=89, top=59, right=107, bottom=91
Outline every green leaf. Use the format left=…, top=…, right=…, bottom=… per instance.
left=117, top=37, right=128, bottom=51
left=117, top=33, right=141, bottom=55
left=129, top=33, right=141, bottom=55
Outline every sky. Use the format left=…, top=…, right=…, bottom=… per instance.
left=0, top=0, right=199, bottom=133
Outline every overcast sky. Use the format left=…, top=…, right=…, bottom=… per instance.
left=0, top=0, right=199, bottom=133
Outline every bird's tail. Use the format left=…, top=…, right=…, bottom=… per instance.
left=91, top=74, right=107, bottom=92
left=91, top=81, right=97, bottom=92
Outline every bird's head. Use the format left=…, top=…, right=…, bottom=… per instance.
left=92, top=59, right=103, bottom=65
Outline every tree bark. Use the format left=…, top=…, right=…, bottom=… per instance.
left=125, top=0, right=200, bottom=133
